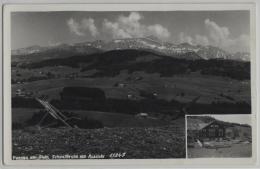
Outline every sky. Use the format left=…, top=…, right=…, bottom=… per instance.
left=11, top=11, right=250, bottom=53
left=203, top=114, right=251, bottom=126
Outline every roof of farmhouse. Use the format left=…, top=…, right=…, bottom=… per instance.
left=187, top=117, right=251, bottom=131
left=187, top=119, right=215, bottom=131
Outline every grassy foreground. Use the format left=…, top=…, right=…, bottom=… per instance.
left=12, top=119, right=185, bottom=159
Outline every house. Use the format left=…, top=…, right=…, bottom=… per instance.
left=114, top=82, right=126, bottom=88
left=127, top=94, right=133, bottom=99
left=135, top=113, right=148, bottom=118
left=225, top=125, right=252, bottom=141
left=15, top=89, right=33, bottom=97
left=127, top=94, right=138, bottom=100
left=15, top=89, right=25, bottom=97
left=187, top=120, right=226, bottom=141
left=225, top=126, right=236, bottom=139
left=118, top=83, right=126, bottom=88
left=188, top=117, right=252, bottom=143
left=153, top=93, right=158, bottom=97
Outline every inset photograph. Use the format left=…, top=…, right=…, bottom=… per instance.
left=187, top=115, right=252, bottom=158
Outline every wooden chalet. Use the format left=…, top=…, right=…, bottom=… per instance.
left=187, top=120, right=227, bottom=141
left=187, top=116, right=252, bottom=145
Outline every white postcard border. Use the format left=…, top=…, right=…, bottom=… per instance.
left=1, top=2, right=258, bottom=168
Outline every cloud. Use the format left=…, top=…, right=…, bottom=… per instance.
left=227, top=34, right=250, bottom=53
left=204, top=19, right=249, bottom=52
left=178, top=19, right=249, bottom=53
left=179, top=32, right=209, bottom=46
left=81, top=18, right=99, bottom=37
left=102, top=12, right=170, bottom=40
left=103, top=19, right=132, bottom=39
left=179, top=32, right=194, bottom=45
left=67, top=18, right=99, bottom=37
left=194, top=34, right=209, bottom=46
left=147, top=24, right=171, bottom=40
left=204, top=19, right=230, bottom=46
left=67, top=18, right=85, bottom=36
left=66, top=14, right=248, bottom=53
left=67, top=12, right=170, bottom=40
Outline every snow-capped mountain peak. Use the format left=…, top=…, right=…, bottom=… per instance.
left=12, top=37, right=250, bottom=61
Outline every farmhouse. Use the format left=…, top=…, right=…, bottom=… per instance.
left=114, top=82, right=126, bottom=88
left=15, top=89, right=25, bottom=97
left=135, top=113, right=148, bottom=118
left=187, top=117, right=252, bottom=143
left=15, top=89, right=33, bottom=97
left=188, top=120, right=226, bottom=141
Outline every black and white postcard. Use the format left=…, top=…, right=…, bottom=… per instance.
left=1, top=2, right=258, bottom=168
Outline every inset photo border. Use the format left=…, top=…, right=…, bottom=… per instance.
left=186, top=114, right=252, bottom=158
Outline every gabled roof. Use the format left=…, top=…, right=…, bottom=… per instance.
left=187, top=119, right=215, bottom=131
left=187, top=117, right=249, bottom=131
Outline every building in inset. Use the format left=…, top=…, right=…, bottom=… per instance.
left=187, top=116, right=251, bottom=142
left=187, top=120, right=226, bottom=141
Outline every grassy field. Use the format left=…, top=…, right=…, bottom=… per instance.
left=12, top=71, right=250, bottom=104
left=12, top=108, right=169, bottom=128
left=12, top=108, right=41, bottom=123
left=188, top=143, right=252, bottom=158
left=12, top=118, right=185, bottom=159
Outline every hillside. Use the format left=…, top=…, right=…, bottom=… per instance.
left=12, top=45, right=102, bottom=63
left=11, top=48, right=251, bottom=117
left=15, top=49, right=250, bottom=80
left=11, top=46, right=251, bottom=131
left=12, top=37, right=250, bottom=61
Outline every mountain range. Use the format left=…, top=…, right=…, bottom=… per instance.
left=12, top=37, right=250, bottom=61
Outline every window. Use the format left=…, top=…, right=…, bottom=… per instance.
left=201, top=129, right=206, bottom=137
left=209, top=128, right=215, bottom=137
left=218, top=129, right=224, bottom=137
